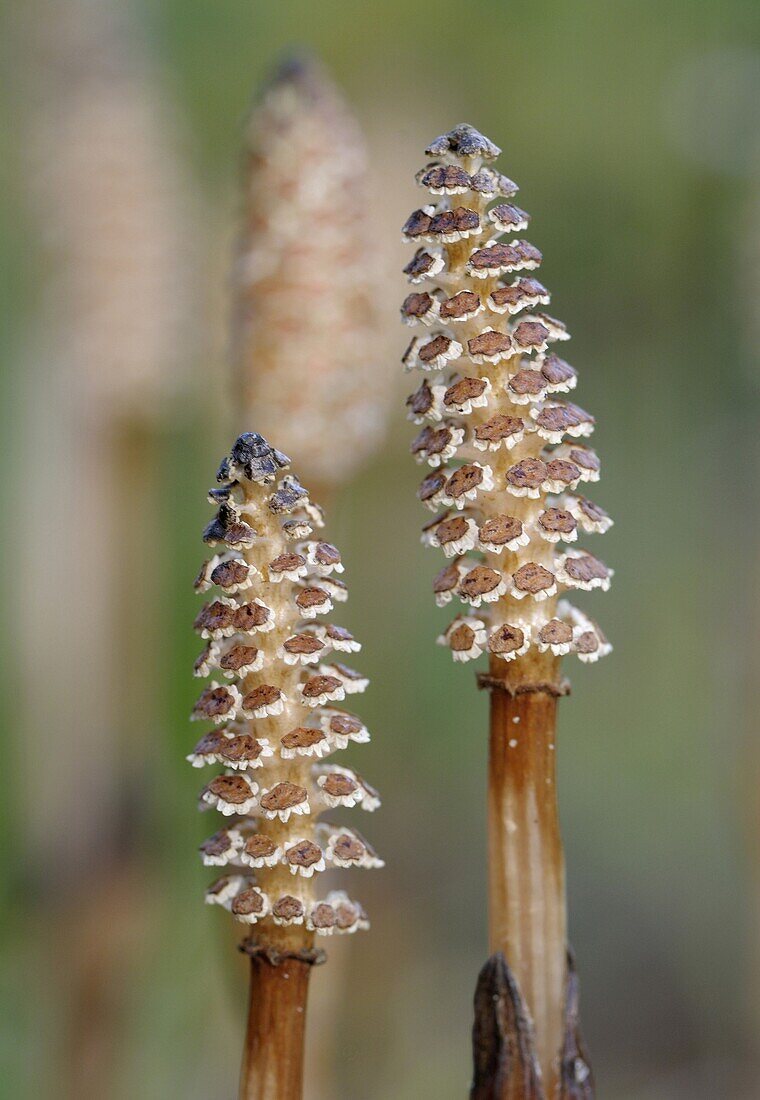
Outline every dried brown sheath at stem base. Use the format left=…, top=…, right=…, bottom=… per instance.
left=403, top=124, right=611, bottom=1095
left=232, top=56, right=388, bottom=492
left=190, top=433, right=382, bottom=1100
left=471, top=952, right=593, bottom=1100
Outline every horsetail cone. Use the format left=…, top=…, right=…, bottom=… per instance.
left=403, top=126, right=608, bottom=1093
left=192, top=432, right=380, bottom=943
left=403, top=124, right=612, bottom=671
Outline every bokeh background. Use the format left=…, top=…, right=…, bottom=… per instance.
left=2, top=0, right=760, bottom=1096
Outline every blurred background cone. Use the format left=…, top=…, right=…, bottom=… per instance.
left=231, top=54, right=393, bottom=500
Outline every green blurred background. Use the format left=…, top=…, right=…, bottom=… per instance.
left=2, top=0, right=760, bottom=1096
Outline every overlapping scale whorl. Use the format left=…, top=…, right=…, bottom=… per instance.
left=403, top=126, right=612, bottom=675
left=191, top=433, right=380, bottom=946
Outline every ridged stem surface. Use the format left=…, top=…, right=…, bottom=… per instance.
left=239, top=957, right=310, bottom=1100
left=488, top=667, right=566, bottom=1095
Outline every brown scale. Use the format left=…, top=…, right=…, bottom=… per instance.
left=260, top=782, right=308, bottom=815
left=513, top=320, right=550, bottom=351
left=434, top=560, right=464, bottom=600
left=233, top=601, right=271, bottom=633
left=441, top=290, right=481, bottom=321
left=513, top=562, right=556, bottom=596
left=479, top=515, right=524, bottom=548
left=419, top=334, right=455, bottom=364
left=538, top=619, right=573, bottom=647
left=295, top=586, right=330, bottom=612
left=193, top=685, right=237, bottom=721
left=449, top=621, right=478, bottom=653
left=576, top=498, right=609, bottom=525
left=446, top=463, right=485, bottom=500
left=285, top=839, right=323, bottom=870
left=404, top=248, right=439, bottom=280
left=191, top=730, right=227, bottom=758
left=444, top=375, right=488, bottom=411
left=436, top=514, right=471, bottom=547
left=401, top=291, right=435, bottom=321
left=418, top=164, right=472, bottom=192
left=218, top=735, right=263, bottom=766
left=538, top=508, right=577, bottom=538
left=332, top=834, right=366, bottom=864
left=268, top=552, right=306, bottom=576
left=242, top=684, right=282, bottom=713
left=468, top=330, right=513, bottom=359
left=508, top=368, right=547, bottom=398
left=281, top=727, right=326, bottom=753
left=283, top=633, right=324, bottom=658
left=475, top=412, right=525, bottom=448
left=489, top=279, right=545, bottom=311
left=232, top=888, right=266, bottom=918
left=540, top=353, right=576, bottom=388
left=194, top=600, right=235, bottom=636
left=328, top=713, right=363, bottom=738
left=244, top=834, right=278, bottom=861
left=302, top=675, right=342, bottom=700
left=206, top=774, right=254, bottom=806
left=562, top=554, right=610, bottom=586
left=411, top=424, right=456, bottom=461
left=220, top=644, right=260, bottom=671
left=321, top=773, right=358, bottom=799
left=488, top=623, right=527, bottom=656
left=211, top=557, right=251, bottom=589
left=406, top=378, right=437, bottom=419
left=459, top=564, right=502, bottom=600
left=313, top=542, right=341, bottom=568
left=201, top=831, right=237, bottom=860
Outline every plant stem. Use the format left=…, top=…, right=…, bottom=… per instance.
left=239, top=956, right=311, bottom=1100
left=486, top=655, right=567, bottom=1095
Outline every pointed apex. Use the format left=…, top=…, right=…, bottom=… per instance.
left=426, top=124, right=501, bottom=162
left=217, top=433, right=291, bottom=485
left=243, top=53, right=352, bottom=150
left=266, top=51, right=331, bottom=98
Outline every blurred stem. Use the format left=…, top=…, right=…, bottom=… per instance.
left=486, top=655, right=567, bottom=1095
left=239, top=957, right=311, bottom=1100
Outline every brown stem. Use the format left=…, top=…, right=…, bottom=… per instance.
left=239, top=956, right=311, bottom=1100
left=487, top=656, right=567, bottom=1095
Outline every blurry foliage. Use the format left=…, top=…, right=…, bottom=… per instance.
left=2, top=0, right=760, bottom=1096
